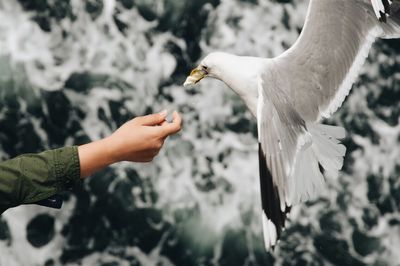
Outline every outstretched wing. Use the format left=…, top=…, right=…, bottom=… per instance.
left=257, top=77, right=311, bottom=249
left=273, top=0, right=400, bottom=122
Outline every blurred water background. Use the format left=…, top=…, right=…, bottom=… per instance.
left=0, top=0, right=399, bottom=265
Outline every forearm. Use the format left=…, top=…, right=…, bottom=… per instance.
left=78, top=138, right=116, bottom=178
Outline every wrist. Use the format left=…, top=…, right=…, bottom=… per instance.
left=78, top=138, right=117, bottom=178
left=101, top=137, right=119, bottom=165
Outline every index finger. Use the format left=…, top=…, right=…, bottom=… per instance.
left=161, top=111, right=182, bottom=137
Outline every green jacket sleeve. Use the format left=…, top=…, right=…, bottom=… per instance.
left=0, top=146, right=81, bottom=214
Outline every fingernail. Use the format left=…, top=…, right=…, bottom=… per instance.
left=159, top=110, right=168, bottom=116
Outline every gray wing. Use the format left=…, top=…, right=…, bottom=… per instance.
left=256, top=77, right=311, bottom=249
left=273, top=0, right=400, bottom=122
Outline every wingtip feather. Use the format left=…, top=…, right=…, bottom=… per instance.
left=262, top=212, right=278, bottom=250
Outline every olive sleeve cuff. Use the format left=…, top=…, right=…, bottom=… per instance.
left=53, top=146, right=82, bottom=193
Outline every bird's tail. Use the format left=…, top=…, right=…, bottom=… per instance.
left=287, top=123, right=346, bottom=205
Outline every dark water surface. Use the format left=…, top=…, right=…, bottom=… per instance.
left=0, top=0, right=399, bottom=265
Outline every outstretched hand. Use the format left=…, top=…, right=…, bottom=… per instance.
left=78, top=111, right=182, bottom=177
left=105, top=110, right=182, bottom=163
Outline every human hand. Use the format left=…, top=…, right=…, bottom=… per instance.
left=105, top=110, right=182, bottom=163
left=78, top=111, right=182, bottom=177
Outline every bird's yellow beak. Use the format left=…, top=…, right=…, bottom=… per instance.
left=183, top=66, right=208, bottom=87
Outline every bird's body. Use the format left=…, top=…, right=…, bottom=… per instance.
left=184, top=0, right=400, bottom=250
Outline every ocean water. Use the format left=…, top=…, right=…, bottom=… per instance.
left=0, top=0, right=399, bottom=265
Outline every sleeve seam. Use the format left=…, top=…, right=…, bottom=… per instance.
left=67, top=146, right=81, bottom=189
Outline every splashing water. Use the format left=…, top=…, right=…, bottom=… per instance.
left=0, top=0, right=400, bottom=265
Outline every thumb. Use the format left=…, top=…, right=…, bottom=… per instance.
left=136, top=110, right=168, bottom=126
left=161, top=111, right=182, bottom=136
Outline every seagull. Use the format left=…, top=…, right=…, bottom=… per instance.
left=184, top=0, right=400, bottom=250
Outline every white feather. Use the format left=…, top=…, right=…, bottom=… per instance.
left=262, top=213, right=277, bottom=250
left=371, top=0, right=385, bottom=19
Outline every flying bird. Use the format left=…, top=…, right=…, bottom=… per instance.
left=184, top=0, right=400, bottom=250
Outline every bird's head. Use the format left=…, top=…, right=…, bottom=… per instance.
left=183, top=52, right=266, bottom=117
left=183, top=52, right=234, bottom=87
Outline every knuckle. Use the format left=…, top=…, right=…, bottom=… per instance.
left=172, top=125, right=181, bottom=133
left=153, top=139, right=163, bottom=149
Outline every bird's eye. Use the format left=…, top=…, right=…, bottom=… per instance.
left=202, top=65, right=209, bottom=71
